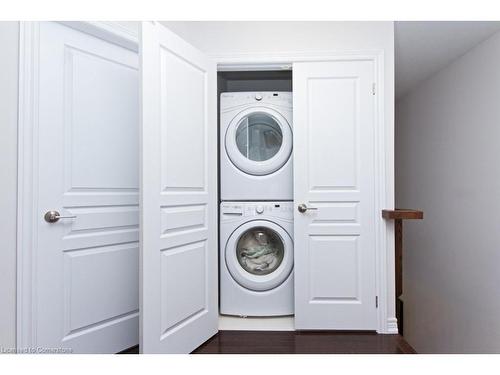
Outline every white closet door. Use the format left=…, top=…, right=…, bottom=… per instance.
left=140, top=22, right=218, bottom=353
left=31, top=22, right=139, bottom=354
left=293, top=60, right=378, bottom=330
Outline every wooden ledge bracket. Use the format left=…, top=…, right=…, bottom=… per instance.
left=381, top=208, right=423, bottom=335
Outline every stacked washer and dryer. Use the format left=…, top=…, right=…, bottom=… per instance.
left=220, top=92, right=294, bottom=317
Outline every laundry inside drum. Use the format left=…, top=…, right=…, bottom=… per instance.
left=236, top=227, right=285, bottom=275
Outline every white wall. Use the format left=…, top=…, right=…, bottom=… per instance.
left=396, top=30, right=500, bottom=353
left=162, top=21, right=393, bottom=55
left=0, top=21, right=19, bottom=349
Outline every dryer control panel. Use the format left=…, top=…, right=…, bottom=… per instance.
left=220, top=91, right=292, bottom=110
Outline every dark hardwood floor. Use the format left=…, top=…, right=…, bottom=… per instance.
left=118, top=345, right=139, bottom=354
left=120, top=331, right=416, bottom=354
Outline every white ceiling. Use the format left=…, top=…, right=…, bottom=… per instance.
left=395, top=21, right=500, bottom=99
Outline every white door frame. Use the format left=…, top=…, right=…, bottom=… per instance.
left=215, top=51, right=396, bottom=334
left=16, top=21, right=139, bottom=349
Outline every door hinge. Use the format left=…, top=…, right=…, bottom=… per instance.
left=375, top=296, right=379, bottom=308
left=372, top=83, right=376, bottom=95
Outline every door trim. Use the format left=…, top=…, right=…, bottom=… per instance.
left=16, top=21, right=140, bottom=349
left=59, top=21, right=139, bottom=52
left=216, top=51, right=396, bottom=334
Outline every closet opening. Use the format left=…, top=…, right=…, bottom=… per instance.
left=217, top=69, right=295, bottom=331
left=217, top=70, right=293, bottom=93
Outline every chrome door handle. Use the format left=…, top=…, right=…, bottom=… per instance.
left=44, top=210, right=77, bottom=223
left=297, top=203, right=318, bottom=213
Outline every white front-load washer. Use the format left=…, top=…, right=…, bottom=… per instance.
left=220, top=92, right=293, bottom=201
left=220, top=201, right=294, bottom=317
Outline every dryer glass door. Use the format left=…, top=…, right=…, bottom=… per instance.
left=235, top=114, right=283, bottom=162
left=225, top=107, right=292, bottom=176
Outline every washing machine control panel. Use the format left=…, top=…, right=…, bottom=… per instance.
left=220, top=204, right=245, bottom=216
left=220, top=202, right=293, bottom=219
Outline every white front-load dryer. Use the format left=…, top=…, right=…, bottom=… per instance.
left=220, top=92, right=293, bottom=201
left=220, top=201, right=294, bottom=317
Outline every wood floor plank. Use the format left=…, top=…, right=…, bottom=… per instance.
left=118, top=331, right=416, bottom=354
left=192, top=331, right=416, bottom=354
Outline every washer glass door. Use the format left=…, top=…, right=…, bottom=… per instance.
left=236, top=226, right=285, bottom=276
left=225, top=107, right=292, bottom=176
left=225, top=220, right=293, bottom=291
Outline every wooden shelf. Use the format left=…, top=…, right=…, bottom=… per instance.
left=382, top=209, right=423, bottom=220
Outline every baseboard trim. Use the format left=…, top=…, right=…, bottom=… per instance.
left=385, top=317, right=399, bottom=334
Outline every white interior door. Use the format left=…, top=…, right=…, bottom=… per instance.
left=293, top=60, right=378, bottom=330
left=34, top=22, right=139, bottom=353
left=140, top=22, right=218, bottom=353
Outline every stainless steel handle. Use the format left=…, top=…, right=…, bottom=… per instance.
left=44, top=210, right=77, bottom=223
left=297, top=203, right=318, bottom=213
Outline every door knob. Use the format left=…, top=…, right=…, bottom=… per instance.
left=44, top=210, right=77, bottom=223
left=297, top=203, right=318, bottom=213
